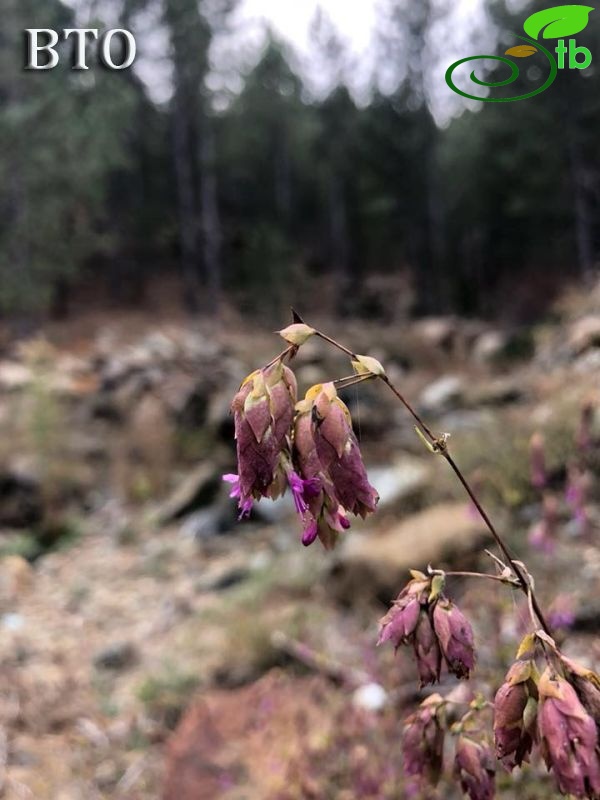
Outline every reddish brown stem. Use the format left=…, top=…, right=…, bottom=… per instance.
left=297, top=317, right=553, bottom=637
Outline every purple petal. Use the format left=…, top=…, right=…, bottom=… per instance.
left=303, top=477, right=322, bottom=498
left=238, top=497, right=253, bottom=519
left=222, top=474, right=241, bottom=499
left=302, top=520, right=319, bottom=547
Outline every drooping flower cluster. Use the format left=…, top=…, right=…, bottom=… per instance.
left=224, top=351, right=379, bottom=548
left=538, top=669, right=600, bottom=798
left=493, top=635, right=539, bottom=769
left=528, top=400, right=598, bottom=555
left=403, top=694, right=446, bottom=790
left=493, top=633, right=600, bottom=800
left=454, top=733, right=496, bottom=800
left=293, top=382, right=379, bottom=548
left=224, top=360, right=298, bottom=518
left=403, top=693, right=496, bottom=800
left=378, top=572, right=475, bottom=686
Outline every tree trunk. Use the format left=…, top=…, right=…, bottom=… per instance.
left=172, top=91, right=201, bottom=312
left=329, top=173, right=350, bottom=315
left=199, top=117, right=222, bottom=314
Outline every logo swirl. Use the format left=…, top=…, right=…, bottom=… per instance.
left=445, top=35, right=558, bottom=102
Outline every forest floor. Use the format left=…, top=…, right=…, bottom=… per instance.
left=0, top=284, right=599, bottom=799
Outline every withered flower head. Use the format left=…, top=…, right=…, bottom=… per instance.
left=414, top=608, right=443, bottom=688
left=493, top=637, right=539, bottom=770
left=403, top=694, right=445, bottom=787
left=379, top=574, right=477, bottom=688
left=454, top=735, right=496, bottom=800
left=538, top=668, right=600, bottom=799
left=291, top=383, right=378, bottom=549
left=308, top=383, right=379, bottom=518
left=227, top=361, right=297, bottom=517
left=377, top=573, right=429, bottom=649
left=558, top=655, right=600, bottom=734
left=432, top=597, right=476, bottom=680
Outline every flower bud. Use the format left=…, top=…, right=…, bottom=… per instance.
left=547, top=594, right=576, bottom=633
left=290, top=383, right=378, bottom=548
left=377, top=575, right=429, bottom=649
left=529, top=432, right=546, bottom=490
left=403, top=694, right=445, bottom=786
left=351, top=354, right=386, bottom=377
left=454, top=736, right=496, bottom=800
left=310, top=384, right=379, bottom=518
left=528, top=494, right=558, bottom=555
left=538, top=669, right=600, bottom=798
left=432, top=598, right=475, bottom=680
left=559, top=655, right=600, bottom=731
left=278, top=323, right=316, bottom=347
left=414, top=609, right=442, bottom=687
left=228, top=362, right=297, bottom=516
left=493, top=655, right=538, bottom=770
left=576, top=401, right=594, bottom=452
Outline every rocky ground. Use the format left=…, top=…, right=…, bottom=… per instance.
left=0, top=284, right=598, bottom=798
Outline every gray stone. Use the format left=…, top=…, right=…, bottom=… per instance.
left=94, top=642, right=137, bottom=671
left=568, top=316, right=600, bottom=354
left=368, top=457, right=431, bottom=512
left=331, top=502, right=488, bottom=601
left=157, top=464, right=223, bottom=524
left=419, top=375, right=465, bottom=415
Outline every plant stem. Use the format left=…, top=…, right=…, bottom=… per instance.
left=333, top=374, right=376, bottom=390
left=442, top=452, right=551, bottom=636
left=302, top=320, right=553, bottom=637
left=433, top=570, right=520, bottom=587
left=263, top=346, right=295, bottom=370
left=314, top=331, right=358, bottom=360
left=380, top=375, right=437, bottom=443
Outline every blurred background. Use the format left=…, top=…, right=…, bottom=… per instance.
left=0, top=0, right=599, bottom=798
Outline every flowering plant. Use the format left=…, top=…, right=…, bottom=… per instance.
left=224, top=313, right=600, bottom=800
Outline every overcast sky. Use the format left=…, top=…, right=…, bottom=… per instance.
left=65, top=0, right=491, bottom=122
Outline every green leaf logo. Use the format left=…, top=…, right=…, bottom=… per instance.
left=523, top=5, right=594, bottom=40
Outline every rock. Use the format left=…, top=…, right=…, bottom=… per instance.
left=252, top=494, right=295, bottom=524
left=159, top=373, right=201, bottom=417
left=0, top=362, right=32, bottom=390
left=2, top=612, right=25, bottom=631
left=568, top=315, right=600, bottom=354
left=414, top=317, right=457, bottom=351
left=163, top=672, right=333, bottom=800
left=352, top=683, right=388, bottom=712
left=465, top=379, right=525, bottom=408
left=179, top=502, right=237, bottom=539
left=196, top=565, right=251, bottom=592
left=331, top=502, right=488, bottom=601
left=419, top=375, right=465, bottom=415
left=573, top=348, right=600, bottom=374
left=157, top=464, right=223, bottom=524
left=472, top=331, right=508, bottom=364
left=0, top=470, right=43, bottom=528
left=367, top=457, right=431, bottom=512
left=93, top=642, right=137, bottom=671
left=295, top=364, right=325, bottom=389
left=0, top=555, right=33, bottom=598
